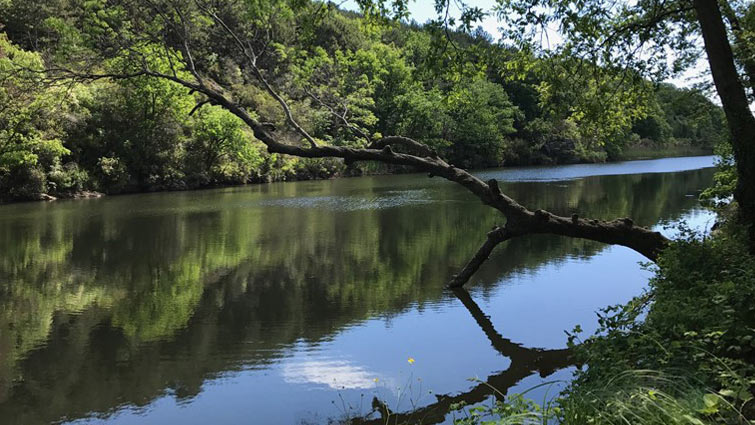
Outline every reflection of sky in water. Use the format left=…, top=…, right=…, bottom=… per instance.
left=86, top=203, right=710, bottom=425
left=23, top=157, right=716, bottom=425
left=62, top=173, right=716, bottom=424
left=74, top=227, right=680, bottom=424
left=244, top=156, right=716, bottom=213
left=476, top=155, right=716, bottom=182
left=655, top=207, right=717, bottom=238
left=281, top=357, right=380, bottom=390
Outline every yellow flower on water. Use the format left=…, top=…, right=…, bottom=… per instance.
left=373, top=378, right=379, bottom=383
left=407, top=357, right=415, bottom=364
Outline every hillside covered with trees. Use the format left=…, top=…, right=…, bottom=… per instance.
left=0, top=0, right=725, bottom=201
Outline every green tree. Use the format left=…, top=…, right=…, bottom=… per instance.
left=65, top=52, right=195, bottom=192
left=23, top=0, right=689, bottom=282
left=492, top=0, right=755, bottom=236
left=186, top=106, right=264, bottom=185
left=656, top=84, right=726, bottom=147
left=444, top=77, right=519, bottom=168
left=0, top=33, right=70, bottom=200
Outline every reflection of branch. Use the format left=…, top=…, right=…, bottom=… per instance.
left=452, top=288, right=573, bottom=376
left=453, top=289, right=533, bottom=361
left=351, top=289, right=573, bottom=425
left=448, top=226, right=513, bottom=288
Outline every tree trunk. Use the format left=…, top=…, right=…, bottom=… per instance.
left=694, top=0, right=755, bottom=240
left=720, top=3, right=755, bottom=99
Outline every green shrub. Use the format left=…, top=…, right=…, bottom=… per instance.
left=1, top=165, right=47, bottom=200
left=96, top=156, right=130, bottom=193
left=451, top=372, right=746, bottom=425
left=450, top=222, right=755, bottom=425
left=47, top=161, right=89, bottom=194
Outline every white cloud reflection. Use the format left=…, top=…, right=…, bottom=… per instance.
left=282, top=359, right=378, bottom=390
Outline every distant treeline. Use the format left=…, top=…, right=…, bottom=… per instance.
left=0, top=1, right=726, bottom=201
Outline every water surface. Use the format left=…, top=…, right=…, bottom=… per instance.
left=0, top=156, right=716, bottom=424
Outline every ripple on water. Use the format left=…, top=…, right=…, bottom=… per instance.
left=254, top=189, right=433, bottom=211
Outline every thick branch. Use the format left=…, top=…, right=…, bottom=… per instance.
left=49, top=67, right=671, bottom=287
left=159, top=69, right=670, bottom=276
left=720, top=2, right=755, bottom=99
left=516, top=210, right=668, bottom=261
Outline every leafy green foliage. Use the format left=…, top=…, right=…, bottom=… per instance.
left=446, top=222, right=755, bottom=425
left=0, top=0, right=729, bottom=200
left=655, top=84, right=728, bottom=147
left=451, top=392, right=556, bottom=424
left=186, top=106, right=264, bottom=185
left=449, top=373, right=744, bottom=425
left=443, top=77, right=518, bottom=167
left=559, top=224, right=755, bottom=422
left=0, top=34, right=71, bottom=200
left=65, top=75, right=191, bottom=191
left=701, top=142, right=737, bottom=209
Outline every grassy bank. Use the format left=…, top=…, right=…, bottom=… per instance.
left=444, top=214, right=755, bottom=424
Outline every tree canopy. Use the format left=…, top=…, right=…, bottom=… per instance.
left=0, top=0, right=725, bottom=202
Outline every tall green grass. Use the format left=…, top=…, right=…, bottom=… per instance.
left=449, top=370, right=749, bottom=425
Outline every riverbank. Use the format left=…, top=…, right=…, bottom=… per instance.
left=456, top=217, right=755, bottom=424
left=0, top=151, right=716, bottom=205
left=618, top=144, right=713, bottom=161
left=22, top=190, right=105, bottom=202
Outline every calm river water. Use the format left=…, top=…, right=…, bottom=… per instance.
left=0, top=156, right=716, bottom=424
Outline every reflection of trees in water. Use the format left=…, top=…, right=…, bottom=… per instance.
left=0, top=168, right=711, bottom=424
left=353, top=289, right=573, bottom=425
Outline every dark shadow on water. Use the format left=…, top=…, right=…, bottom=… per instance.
left=352, top=289, right=574, bottom=425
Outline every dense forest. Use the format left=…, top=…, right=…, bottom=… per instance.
left=0, top=0, right=726, bottom=201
